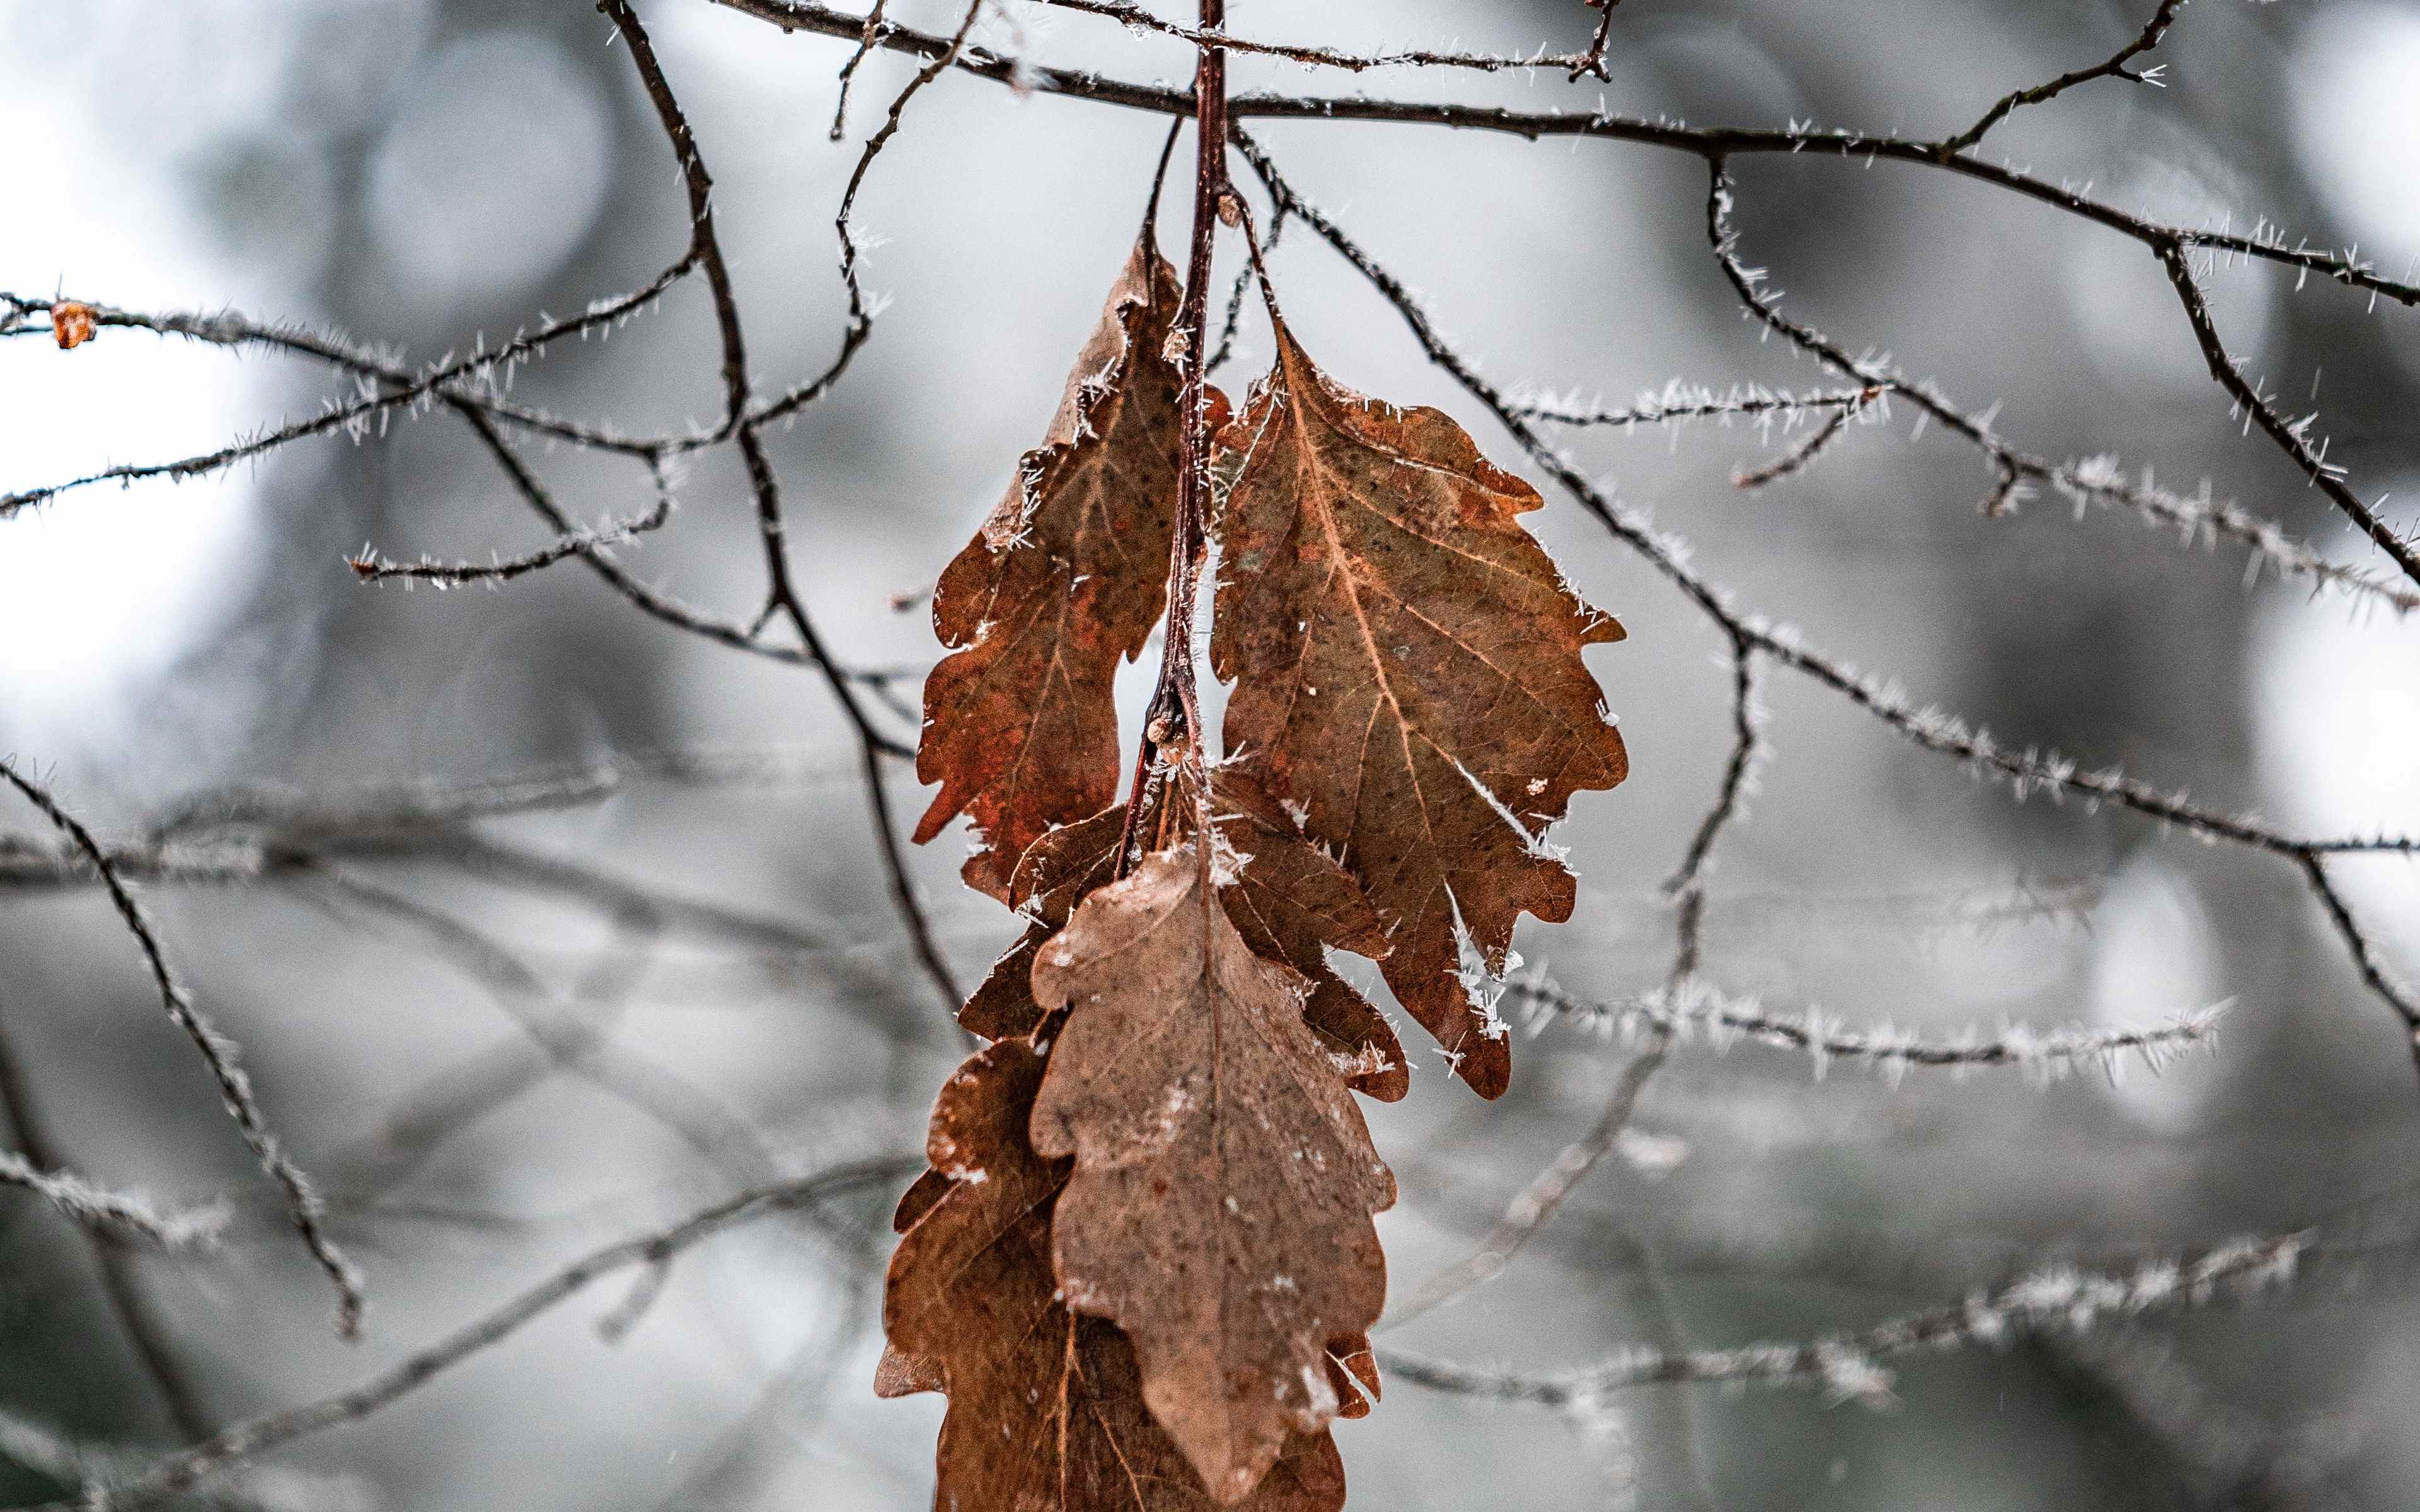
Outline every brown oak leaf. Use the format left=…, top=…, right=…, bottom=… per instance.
left=1209, top=316, right=1628, bottom=1098
left=1030, top=848, right=1395, bottom=1503
left=913, top=234, right=1193, bottom=900
left=879, top=1038, right=1347, bottom=1511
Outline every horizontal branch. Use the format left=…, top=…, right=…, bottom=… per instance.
left=1034, top=0, right=1603, bottom=76
left=0, top=748, right=870, bottom=889
left=1381, top=1231, right=2307, bottom=1407
left=1509, top=976, right=2228, bottom=1085
left=347, top=457, right=677, bottom=587
left=1514, top=380, right=1882, bottom=432
left=78, top=1157, right=915, bottom=1511
left=708, top=0, right=2420, bottom=311
left=0, top=1150, right=228, bottom=1250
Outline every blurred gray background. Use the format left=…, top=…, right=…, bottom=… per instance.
left=4, top=1, right=2420, bottom=1507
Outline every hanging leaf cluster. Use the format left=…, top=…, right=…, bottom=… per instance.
left=884, top=198, right=1627, bottom=1508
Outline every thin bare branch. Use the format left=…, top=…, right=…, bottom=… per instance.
left=347, top=456, right=677, bottom=588
left=1937, top=0, right=2184, bottom=157
left=702, top=0, right=2420, bottom=314
left=0, top=761, right=365, bottom=1336
left=1035, top=0, right=1602, bottom=76
left=1230, top=132, right=2420, bottom=1079
left=1383, top=1231, right=2308, bottom=1406
left=600, top=0, right=963, bottom=1013
left=1511, top=976, right=2230, bottom=1085
left=0, top=1149, right=228, bottom=1251
left=78, top=1157, right=916, bottom=1512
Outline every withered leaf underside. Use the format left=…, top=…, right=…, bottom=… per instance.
left=1211, top=316, right=1628, bottom=1098
left=1029, top=849, right=1396, bottom=1503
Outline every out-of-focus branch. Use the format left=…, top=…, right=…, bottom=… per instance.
left=1382, top=1232, right=2308, bottom=1406
left=0, top=1002, right=217, bottom=1444
left=0, top=1150, right=227, bottom=1252
left=0, top=762, right=364, bottom=1337
left=1509, top=976, right=2230, bottom=1085
left=74, top=1157, right=916, bottom=1512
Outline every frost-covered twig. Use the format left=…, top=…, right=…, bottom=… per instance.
left=1509, top=976, right=2228, bottom=1086
left=0, top=762, right=365, bottom=1336
left=0, top=1149, right=228, bottom=1250
left=79, top=1157, right=916, bottom=1512
left=1935, top=0, right=2183, bottom=157
left=1382, top=1232, right=2308, bottom=1407
left=346, top=455, right=677, bottom=588
left=600, top=0, right=964, bottom=1014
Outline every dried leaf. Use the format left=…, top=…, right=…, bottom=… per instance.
left=51, top=301, right=96, bottom=350
left=914, top=236, right=1190, bottom=899
left=1211, top=317, right=1628, bottom=1098
left=1030, top=849, right=1395, bottom=1503
left=880, top=1038, right=1345, bottom=1511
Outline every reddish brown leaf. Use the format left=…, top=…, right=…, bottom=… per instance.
left=914, top=236, right=1191, bottom=900
left=1210, top=317, right=1628, bottom=1098
left=51, top=301, right=96, bottom=350
left=1030, top=849, right=1395, bottom=1503
left=880, top=1039, right=1345, bottom=1511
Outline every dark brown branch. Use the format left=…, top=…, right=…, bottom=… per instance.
left=702, top=0, right=2420, bottom=312
left=599, top=0, right=962, bottom=1013
left=1572, top=0, right=1622, bottom=83
left=2153, top=240, right=2420, bottom=586
left=1035, top=0, right=1599, bottom=76
left=828, top=0, right=891, bottom=139
left=1937, top=0, right=2184, bottom=157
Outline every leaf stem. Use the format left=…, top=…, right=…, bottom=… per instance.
left=1117, top=0, right=1226, bottom=878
